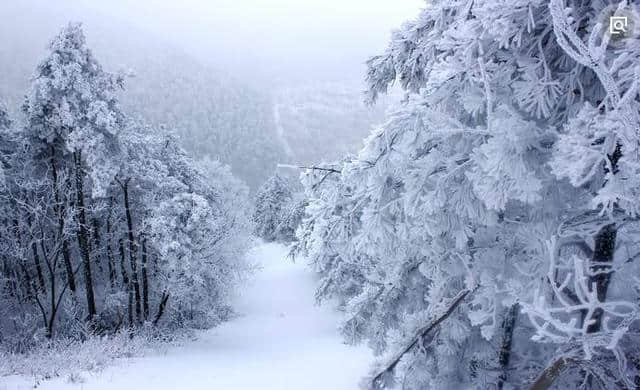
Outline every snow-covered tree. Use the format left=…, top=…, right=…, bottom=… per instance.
left=297, top=1, right=640, bottom=388
left=275, top=195, right=307, bottom=243
left=197, top=157, right=254, bottom=254
left=22, top=22, right=125, bottom=319
left=22, top=22, right=124, bottom=197
left=0, top=23, right=254, bottom=347
left=142, top=137, right=252, bottom=328
left=0, top=101, right=12, bottom=183
left=253, top=174, right=294, bottom=242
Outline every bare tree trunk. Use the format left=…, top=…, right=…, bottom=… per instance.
left=141, top=235, right=149, bottom=321
left=50, top=146, right=76, bottom=293
left=31, top=241, right=46, bottom=291
left=92, top=218, right=104, bottom=274
left=497, top=304, right=519, bottom=390
left=74, top=150, right=96, bottom=318
left=120, top=179, right=141, bottom=322
left=153, top=291, right=170, bottom=326
left=118, top=238, right=133, bottom=326
left=118, top=239, right=129, bottom=288
left=584, top=223, right=617, bottom=333
left=105, top=200, right=116, bottom=289
left=127, top=285, right=134, bottom=328
left=530, top=358, right=572, bottom=390
left=45, top=252, right=56, bottom=338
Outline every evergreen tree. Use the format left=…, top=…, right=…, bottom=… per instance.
left=22, top=22, right=125, bottom=319
left=0, top=23, right=253, bottom=345
left=297, top=1, right=640, bottom=388
left=253, top=174, right=294, bottom=242
left=0, top=101, right=13, bottom=183
left=275, top=196, right=307, bottom=243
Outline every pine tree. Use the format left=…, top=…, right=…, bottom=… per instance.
left=253, top=174, right=294, bottom=242
left=0, top=22, right=254, bottom=346
left=0, top=102, right=13, bottom=183
left=297, top=1, right=640, bottom=388
left=22, top=22, right=125, bottom=319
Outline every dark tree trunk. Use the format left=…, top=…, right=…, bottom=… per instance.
left=118, top=239, right=129, bottom=287
left=581, top=143, right=622, bottom=334
left=530, top=145, right=623, bottom=390
left=141, top=235, right=149, bottom=321
left=24, top=201, right=45, bottom=292
left=92, top=218, right=104, bottom=273
left=530, top=358, right=572, bottom=390
left=74, top=150, right=97, bottom=318
left=584, top=223, right=617, bottom=333
left=127, top=286, right=134, bottom=328
left=46, top=253, right=56, bottom=339
left=153, top=291, right=170, bottom=325
left=105, top=201, right=116, bottom=289
left=119, top=239, right=133, bottom=327
left=497, top=303, right=519, bottom=390
left=50, top=146, right=76, bottom=293
left=31, top=241, right=46, bottom=291
left=121, top=179, right=141, bottom=322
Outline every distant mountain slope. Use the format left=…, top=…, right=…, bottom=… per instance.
left=0, top=1, right=284, bottom=189
left=0, top=2, right=391, bottom=189
left=273, top=82, right=388, bottom=165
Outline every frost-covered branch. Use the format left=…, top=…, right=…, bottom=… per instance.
left=369, top=288, right=476, bottom=389
left=277, top=163, right=341, bottom=174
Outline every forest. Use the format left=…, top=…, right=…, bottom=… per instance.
left=2, top=1, right=640, bottom=390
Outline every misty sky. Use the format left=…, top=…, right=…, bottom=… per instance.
left=1, top=0, right=424, bottom=92
left=76, top=0, right=424, bottom=84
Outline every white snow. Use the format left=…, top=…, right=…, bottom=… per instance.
left=1, top=243, right=372, bottom=390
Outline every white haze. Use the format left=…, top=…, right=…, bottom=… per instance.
left=0, top=0, right=423, bottom=187
left=7, top=0, right=423, bottom=85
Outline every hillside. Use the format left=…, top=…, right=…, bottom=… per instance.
left=0, top=1, right=284, bottom=188
left=0, top=2, right=389, bottom=188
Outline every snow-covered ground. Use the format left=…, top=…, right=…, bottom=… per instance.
left=1, top=243, right=372, bottom=390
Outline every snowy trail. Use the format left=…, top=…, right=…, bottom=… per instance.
left=3, top=243, right=372, bottom=390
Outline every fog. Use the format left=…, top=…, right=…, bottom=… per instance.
left=4, top=0, right=423, bottom=85
left=92, top=0, right=423, bottom=84
left=0, top=0, right=423, bottom=188
left=2, top=2, right=640, bottom=389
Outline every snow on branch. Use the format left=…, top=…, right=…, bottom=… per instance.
left=549, top=0, right=620, bottom=106
left=367, top=287, right=476, bottom=390
left=277, top=163, right=341, bottom=173
left=523, top=237, right=638, bottom=354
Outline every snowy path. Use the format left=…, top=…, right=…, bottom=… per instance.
left=3, top=243, right=372, bottom=390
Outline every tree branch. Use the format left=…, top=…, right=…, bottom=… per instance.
left=370, top=287, right=475, bottom=389
left=277, top=164, right=341, bottom=174
left=529, top=357, right=575, bottom=390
